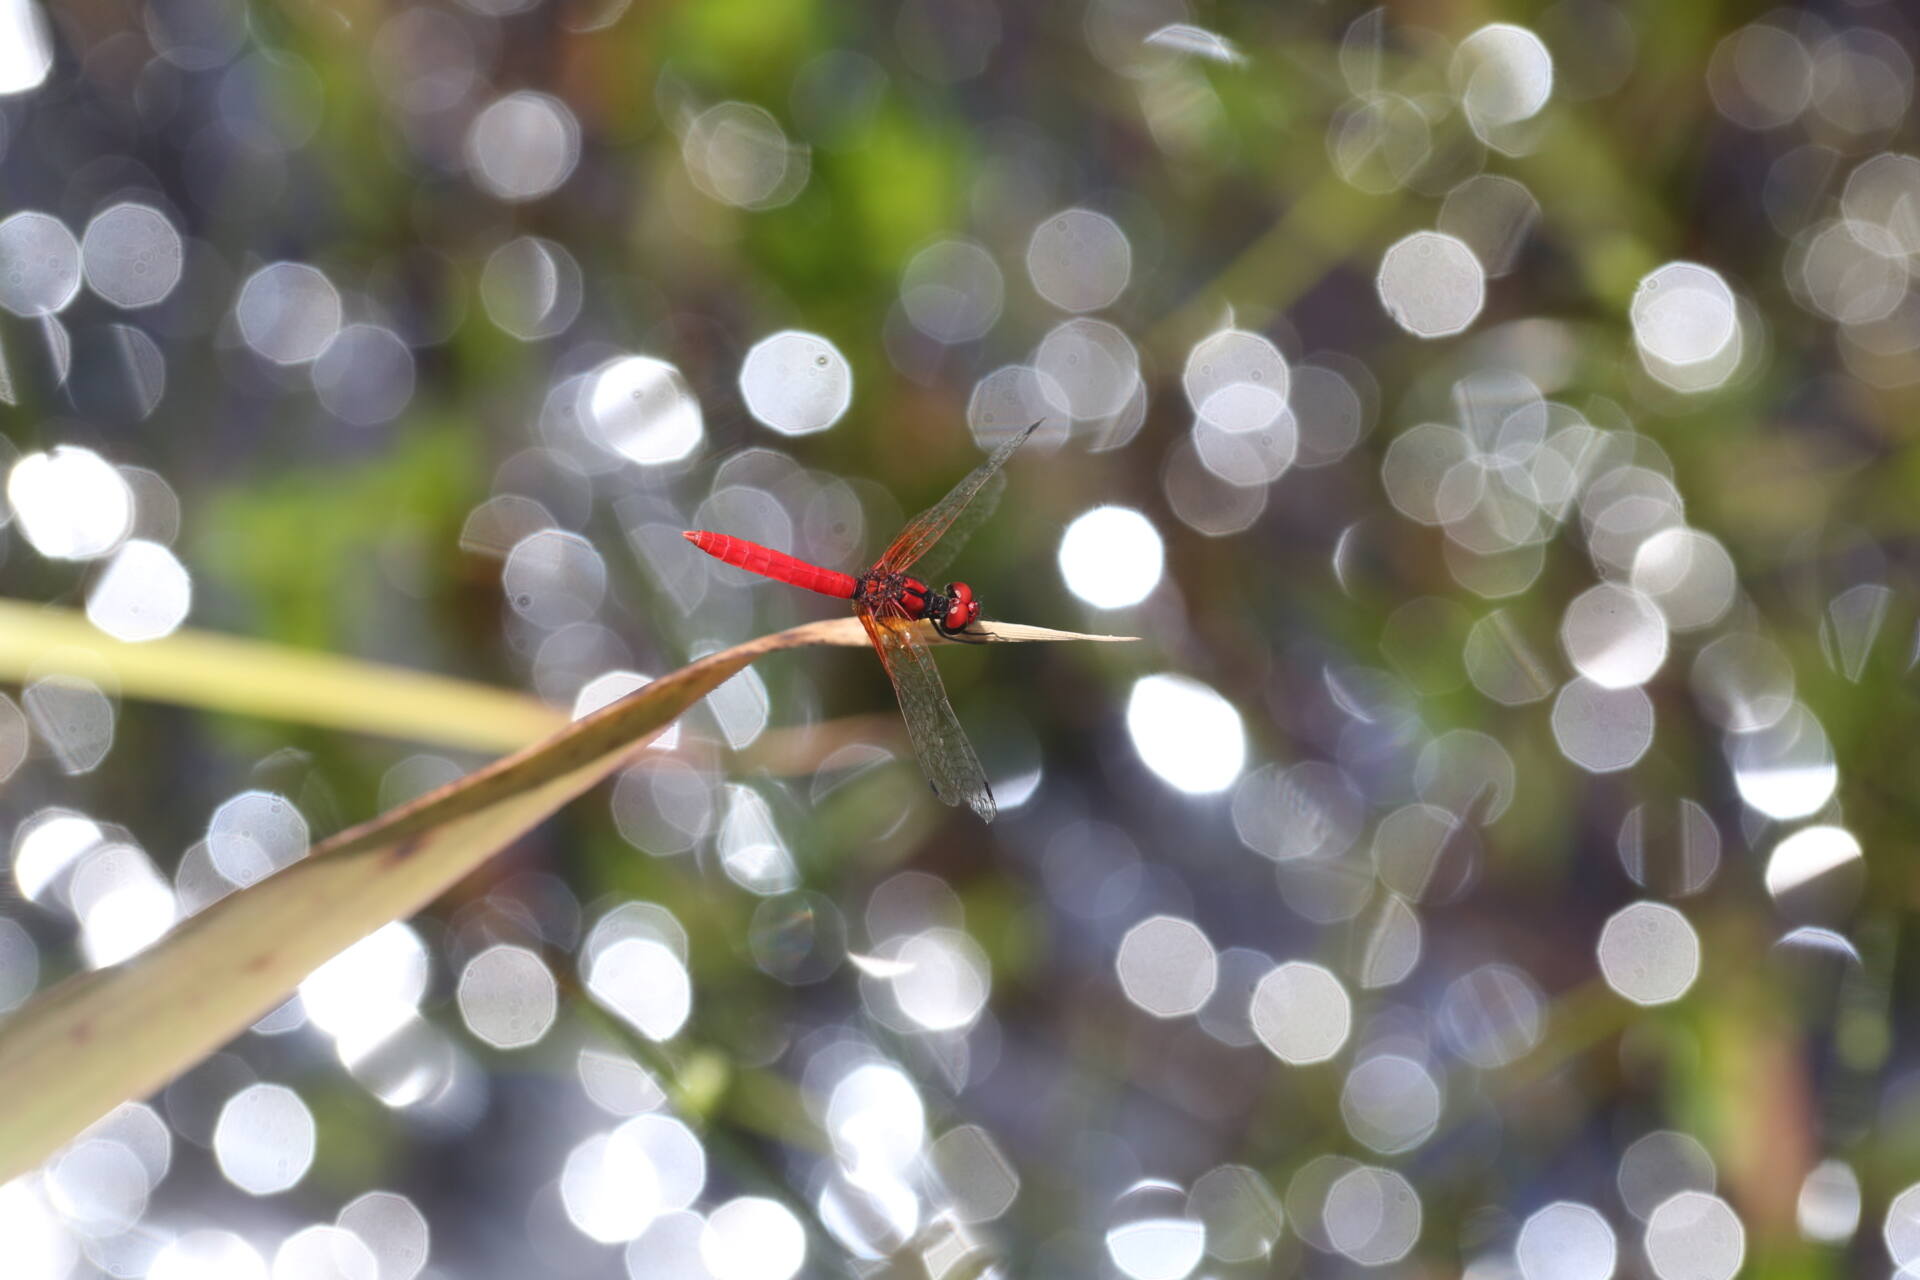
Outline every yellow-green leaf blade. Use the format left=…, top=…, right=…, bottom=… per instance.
left=0, top=613, right=1132, bottom=1180
left=0, top=598, right=563, bottom=753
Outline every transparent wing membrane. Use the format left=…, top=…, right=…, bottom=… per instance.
left=878, top=423, right=1038, bottom=576
left=859, top=610, right=996, bottom=822
left=910, top=468, right=1004, bottom=586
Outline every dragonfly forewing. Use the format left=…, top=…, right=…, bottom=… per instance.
left=910, top=468, right=1004, bottom=585
left=877, top=422, right=1038, bottom=576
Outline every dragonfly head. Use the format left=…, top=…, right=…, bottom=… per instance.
left=936, top=581, right=981, bottom=636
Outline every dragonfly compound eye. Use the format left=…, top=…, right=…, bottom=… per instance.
left=943, top=582, right=979, bottom=631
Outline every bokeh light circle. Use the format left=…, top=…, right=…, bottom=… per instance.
left=1377, top=232, right=1486, bottom=338
left=1645, top=1191, right=1744, bottom=1280
left=1598, top=901, right=1701, bottom=1005
left=738, top=331, right=852, bottom=436
left=1059, top=506, right=1165, bottom=608
left=1250, top=960, right=1351, bottom=1065
left=1126, top=674, right=1246, bottom=794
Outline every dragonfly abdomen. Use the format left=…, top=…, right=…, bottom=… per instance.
left=682, top=531, right=859, bottom=599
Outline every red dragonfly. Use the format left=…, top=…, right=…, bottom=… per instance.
left=684, top=423, right=1037, bottom=823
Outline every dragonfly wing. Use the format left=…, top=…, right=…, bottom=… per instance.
left=910, top=468, right=1003, bottom=585
left=877, top=422, right=1038, bottom=576
left=859, top=610, right=996, bottom=822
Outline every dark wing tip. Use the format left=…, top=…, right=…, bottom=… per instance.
left=969, top=776, right=997, bottom=823
left=928, top=769, right=996, bottom=823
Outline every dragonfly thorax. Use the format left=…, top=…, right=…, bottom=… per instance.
left=859, top=571, right=982, bottom=638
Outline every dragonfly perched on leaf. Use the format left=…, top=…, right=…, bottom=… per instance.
left=685, top=423, right=1038, bottom=822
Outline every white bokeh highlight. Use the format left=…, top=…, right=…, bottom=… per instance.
left=1059, top=506, right=1164, bottom=608
left=1126, top=674, right=1246, bottom=795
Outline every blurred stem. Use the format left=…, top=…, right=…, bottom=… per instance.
left=1512, top=110, right=1676, bottom=306
left=1146, top=170, right=1395, bottom=361
left=568, top=980, right=842, bottom=1259
left=1496, top=978, right=1638, bottom=1094
left=566, top=972, right=823, bottom=1154
left=0, top=599, right=564, bottom=753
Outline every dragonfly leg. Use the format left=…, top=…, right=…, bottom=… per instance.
left=934, top=620, right=990, bottom=645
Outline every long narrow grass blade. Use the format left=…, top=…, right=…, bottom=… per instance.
left=0, top=603, right=1135, bottom=752
left=0, top=599, right=564, bottom=753
left=967, top=620, right=1137, bottom=643
left=0, top=615, right=1133, bottom=1180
